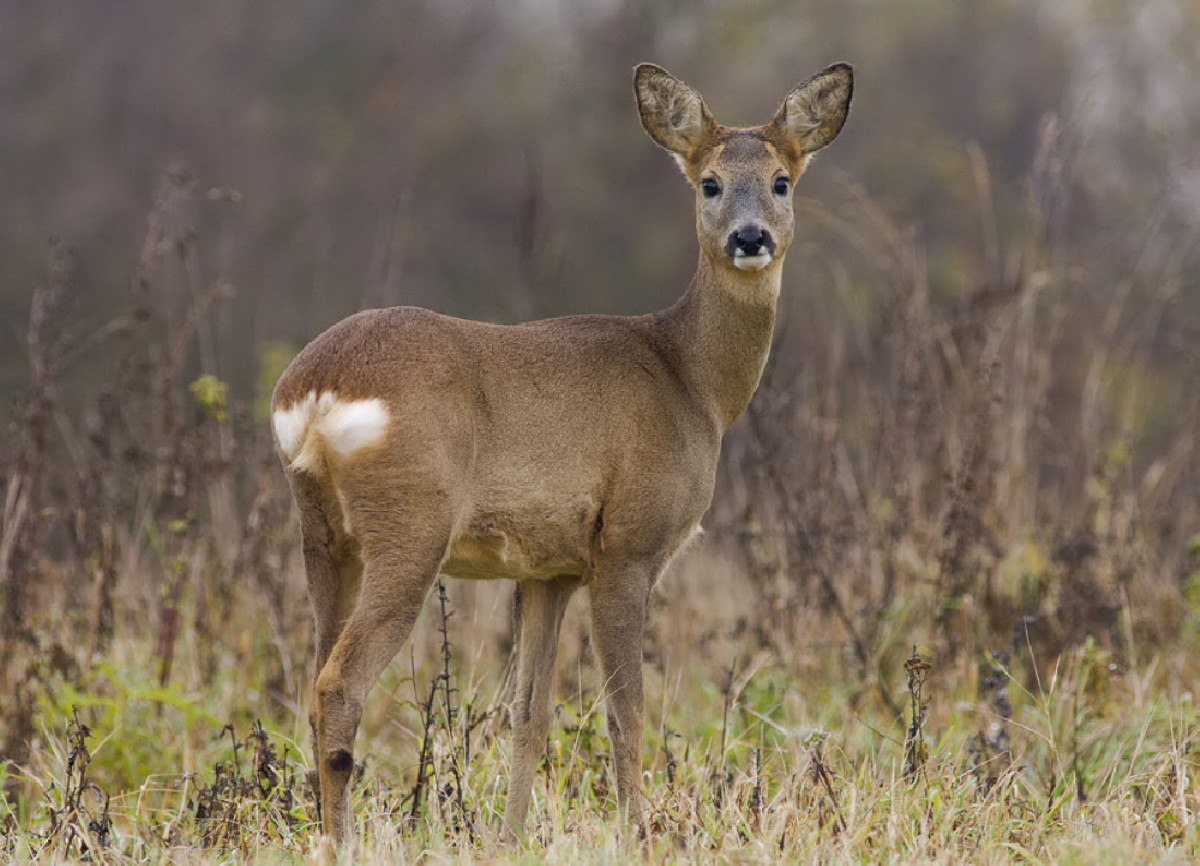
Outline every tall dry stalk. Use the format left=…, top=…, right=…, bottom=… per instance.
left=1, top=239, right=76, bottom=650
left=1, top=238, right=76, bottom=798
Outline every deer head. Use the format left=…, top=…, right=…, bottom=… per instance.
left=635, top=63, right=852, bottom=280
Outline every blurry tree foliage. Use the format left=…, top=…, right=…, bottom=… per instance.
left=0, top=0, right=1196, bottom=452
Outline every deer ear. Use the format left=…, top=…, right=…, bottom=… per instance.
left=635, top=64, right=713, bottom=159
left=771, top=63, right=853, bottom=155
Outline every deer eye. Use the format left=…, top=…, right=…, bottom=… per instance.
left=773, top=176, right=790, bottom=196
left=700, top=178, right=721, bottom=198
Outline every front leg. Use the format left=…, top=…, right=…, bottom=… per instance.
left=588, top=561, right=656, bottom=829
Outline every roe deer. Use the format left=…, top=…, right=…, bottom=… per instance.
left=271, top=61, right=852, bottom=844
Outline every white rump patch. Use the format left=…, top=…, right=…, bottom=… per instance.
left=272, top=394, right=317, bottom=462
left=318, top=397, right=389, bottom=456
left=272, top=391, right=389, bottom=470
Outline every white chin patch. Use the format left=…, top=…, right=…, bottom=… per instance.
left=733, top=252, right=772, bottom=271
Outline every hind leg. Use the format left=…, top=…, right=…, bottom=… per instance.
left=288, top=470, right=364, bottom=817
left=309, top=488, right=454, bottom=843
left=504, top=576, right=579, bottom=841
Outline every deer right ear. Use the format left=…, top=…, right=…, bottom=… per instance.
left=635, top=64, right=713, bottom=161
left=771, top=63, right=854, bottom=156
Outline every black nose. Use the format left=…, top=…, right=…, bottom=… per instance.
left=726, top=228, right=775, bottom=257
left=737, top=229, right=764, bottom=254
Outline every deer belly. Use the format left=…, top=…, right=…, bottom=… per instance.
left=442, top=527, right=589, bottom=581
left=441, top=498, right=599, bottom=581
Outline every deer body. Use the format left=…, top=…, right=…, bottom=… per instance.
left=276, top=304, right=729, bottom=581
left=272, top=62, right=852, bottom=844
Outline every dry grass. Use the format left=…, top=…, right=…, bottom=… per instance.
left=2, top=563, right=1197, bottom=863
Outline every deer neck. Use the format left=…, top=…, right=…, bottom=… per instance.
left=663, top=254, right=780, bottom=432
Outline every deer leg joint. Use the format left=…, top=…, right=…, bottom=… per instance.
left=326, top=749, right=354, bottom=775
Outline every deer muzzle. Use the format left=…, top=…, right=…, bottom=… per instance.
left=726, top=227, right=776, bottom=270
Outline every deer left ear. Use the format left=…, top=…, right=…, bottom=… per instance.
left=635, top=63, right=714, bottom=159
left=771, top=63, right=853, bottom=155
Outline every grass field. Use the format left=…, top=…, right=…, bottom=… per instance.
left=3, top=542, right=1198, bottom=863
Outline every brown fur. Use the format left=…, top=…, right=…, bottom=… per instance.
left=272, top=61, right=852, bottom=844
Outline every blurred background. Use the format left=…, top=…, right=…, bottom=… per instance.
left=4, top=0, right=1197, bottom=398
left=2, top=0, right=1200, bottom=800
